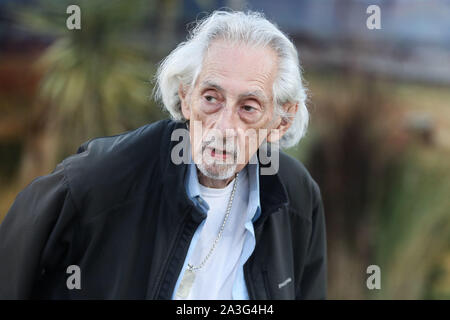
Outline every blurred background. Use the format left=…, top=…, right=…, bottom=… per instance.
left=0, top=0, right=449, bottom=299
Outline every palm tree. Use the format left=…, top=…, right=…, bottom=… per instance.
left=14, top=0, right=166, bottom=183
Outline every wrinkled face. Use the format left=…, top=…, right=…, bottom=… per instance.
left=179, top=40, right=290, bottom=180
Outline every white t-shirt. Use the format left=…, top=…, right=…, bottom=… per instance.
left=182, top=167, right=250, bottom=299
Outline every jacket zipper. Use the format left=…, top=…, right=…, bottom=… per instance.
left=153, top=206, right=201, bottom=299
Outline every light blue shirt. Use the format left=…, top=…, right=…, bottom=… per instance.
left=171, top=159, right=261, bottom=299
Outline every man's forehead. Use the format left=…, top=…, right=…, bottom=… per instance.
left=195, top=40, right=277, bottom=90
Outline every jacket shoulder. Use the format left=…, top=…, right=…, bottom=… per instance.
left=74, top=118, right=173, bottom=155
left=61, top=119, right=178, bottom=222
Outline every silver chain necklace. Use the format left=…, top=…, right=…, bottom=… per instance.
left=175, top=172, right=239, bottom=299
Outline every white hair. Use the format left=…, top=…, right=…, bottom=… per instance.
left=153, top=10, right=309, bottom=149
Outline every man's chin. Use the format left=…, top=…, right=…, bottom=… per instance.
left=196, top=162, right=237, bottom=181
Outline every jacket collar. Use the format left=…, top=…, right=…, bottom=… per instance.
left=257, top=153, right=290, bottom=225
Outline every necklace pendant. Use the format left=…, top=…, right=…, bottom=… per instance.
left=176, top=265, right=196, bottom=299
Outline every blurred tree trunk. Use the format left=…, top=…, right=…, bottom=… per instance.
left=307, top=74, right=400, bottom=299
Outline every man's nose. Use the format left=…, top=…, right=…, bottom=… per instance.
left=215, top=104, right=237, bottom=138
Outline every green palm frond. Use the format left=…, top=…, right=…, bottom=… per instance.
left=16, top=0, right=164, bottom=157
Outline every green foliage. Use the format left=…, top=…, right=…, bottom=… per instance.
left=16, top=0, right=165, bottom=158
left=374, top=146, right=450, bottom=299
left=292, top=71, right=450, bottom=299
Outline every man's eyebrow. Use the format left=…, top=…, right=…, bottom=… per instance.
left=201, top=80, right=268, bottom=104
left=237, top=91, right=268, bottom=104
left=200, top=80, right=224, bottom=93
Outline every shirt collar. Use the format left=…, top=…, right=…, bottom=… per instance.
left=185, top=153, right=261, bottom=222
left=247, top=153, right=261, bottom=222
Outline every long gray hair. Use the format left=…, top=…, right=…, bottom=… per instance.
left=153, top=10, right=309, bottom=149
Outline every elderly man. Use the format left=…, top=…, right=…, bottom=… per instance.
left=0, top=10, right=326, bottom=300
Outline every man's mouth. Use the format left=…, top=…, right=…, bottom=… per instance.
left=209, top=147, right=231, bottom=160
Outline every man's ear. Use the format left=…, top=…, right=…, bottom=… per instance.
left=267, top=102, right=298, bottom=143
left=178, top=83, right=191, bottom=120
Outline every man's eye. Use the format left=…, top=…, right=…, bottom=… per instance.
left=205, top=95, right=217, bottom=103
left=242, top=105, right=256, bottom=112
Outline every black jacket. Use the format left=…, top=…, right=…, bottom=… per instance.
left=0, top=119, right=327, bottom=299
